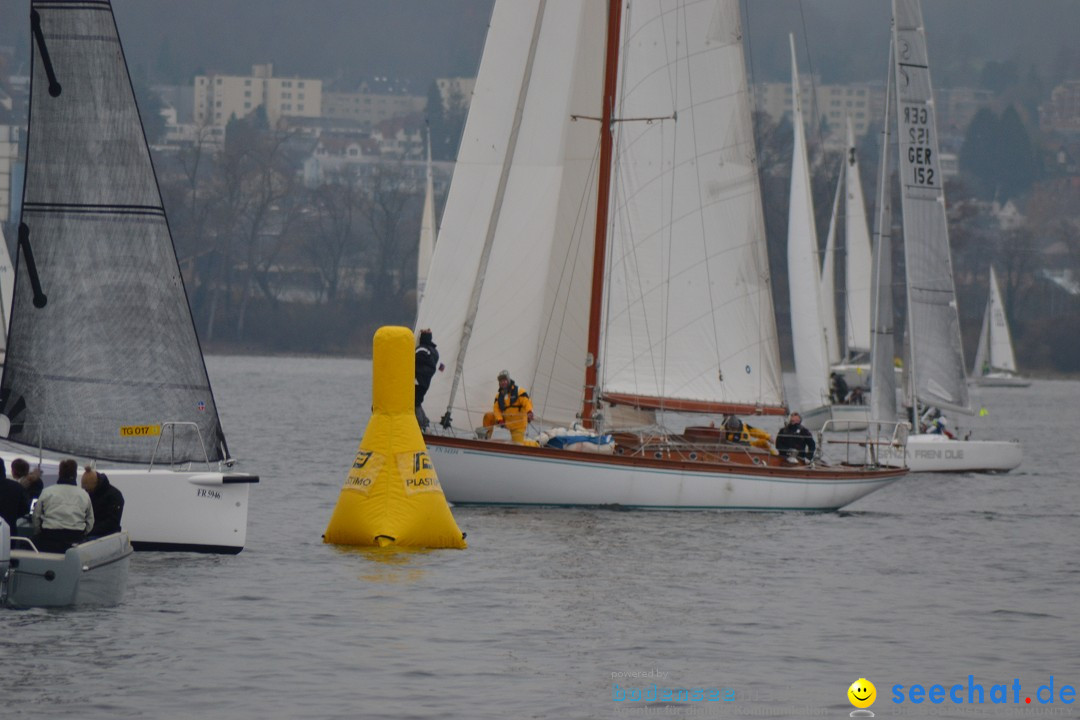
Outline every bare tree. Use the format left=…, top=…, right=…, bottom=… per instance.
left=305, top=167, right=366, bottom=304
left=361, top=162, right=421, bottom=316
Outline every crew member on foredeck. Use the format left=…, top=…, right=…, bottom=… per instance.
left=482, top=369, right=534, bottom=444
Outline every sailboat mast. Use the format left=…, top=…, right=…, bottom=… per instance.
left=580, top=0, right=623, bottom=429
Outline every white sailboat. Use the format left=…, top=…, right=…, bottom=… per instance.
left=416, top=125, right=437, bottom=308
left=0, top=1, right=258, bottom=553
left=416, top=0, right=906, bottom=510
left=828, top=117, right=879, bottom=389
left=787, top=37, right=868, bottom=432
left=885, top=0, right=1021, bottom=472
left=971, top=266, right=1030, bottom=387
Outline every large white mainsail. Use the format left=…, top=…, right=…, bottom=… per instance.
left=785, top=35, right=831, bottom=414
left=417, top=1, right=605, bottom=431
left=972, top=266, right=1019, bottom=376
left=600, top=0, right=784, bottom=415
left=419, top=0, right=785, bottom=430
left=892, top=0, right=971, bottom=415
left=843, top=117, right=873, bottom=358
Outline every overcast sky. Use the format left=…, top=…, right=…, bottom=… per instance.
left=2, top=1, right=1079, bottom=89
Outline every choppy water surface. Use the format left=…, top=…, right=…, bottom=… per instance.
left=3, top=356, right=1078, bottom=719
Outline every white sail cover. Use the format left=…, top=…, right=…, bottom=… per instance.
left=416, top=0, right=606, bottom=430
left=599, top=0, right=784, bottom=412
left=892, top=0, right=971, bottom=414
left=785, top=35, right=830, bottom=413
left=972, top=266, right=1019, bottom=374
left=820, top=169, right=842, bottom=366
left=416, top=130, right=436, bottom=304
left=844, top=117, right=873, bottom=356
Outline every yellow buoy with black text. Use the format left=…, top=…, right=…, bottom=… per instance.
left=324, top=326, right=466, bottom=549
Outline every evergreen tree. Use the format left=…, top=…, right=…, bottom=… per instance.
left=996, top=105, right=1038, bottom=201
left=959, top=108, right=999, bottom=200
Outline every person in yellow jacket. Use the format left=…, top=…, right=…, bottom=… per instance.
left=482, top=369, right=534, bottom=444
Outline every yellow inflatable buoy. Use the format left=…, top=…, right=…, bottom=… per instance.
left=324, top=326, right=467, bottom=549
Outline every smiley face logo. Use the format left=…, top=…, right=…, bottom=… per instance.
left=848, top=678, right=876, bottom=709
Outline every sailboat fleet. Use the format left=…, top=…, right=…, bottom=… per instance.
left=0, top=0, right=1038, bottom=601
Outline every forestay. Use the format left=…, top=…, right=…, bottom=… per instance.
left=0, top=1, right=228, bottom=463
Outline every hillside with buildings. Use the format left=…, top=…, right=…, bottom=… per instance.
left=0, top=2, right=1078, bottom=370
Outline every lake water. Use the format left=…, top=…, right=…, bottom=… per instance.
left=3, top=355, right=1078, bottom=719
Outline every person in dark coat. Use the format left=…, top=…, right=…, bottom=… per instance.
left=81, top=467, right=125, bottom=537
left=0, top=458, right=31, bottom=535
left=414, top=329, right=439, bottom=431
left=830, top=372, right=850, bottom=405
left=10, top=457, right=44, bottom=503
left=775, top=411, right=817, bottom=462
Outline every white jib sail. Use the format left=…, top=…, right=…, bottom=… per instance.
left=786, top=34, right=831, bottom=413
left=844, top=116, right=873, bottom=356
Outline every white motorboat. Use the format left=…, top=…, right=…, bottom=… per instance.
left=1, top=520, right=133, bottom=608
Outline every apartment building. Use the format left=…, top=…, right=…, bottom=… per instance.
left=754, top=79, right=879, bottom=148
left=194, top=63, right=322, bottom=129
left=1041, top=80, right=1080, bottom=133
left=322, top=78, right=425, bottom=127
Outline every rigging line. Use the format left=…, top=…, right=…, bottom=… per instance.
left=797, top=1, right=827, bottom=163
left=532, top=133, right=603, bottom=427
left=439, top=0, right=548, bottom=430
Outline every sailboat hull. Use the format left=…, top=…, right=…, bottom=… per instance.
left=0, top=448, right=256, bottom=553
left=972, top=373, right=1031, bottom=388
left=878, top=434, right=1022, bottom=473
left=426, top=436, right=904, bottom=511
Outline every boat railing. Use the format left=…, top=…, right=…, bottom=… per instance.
left=819, top=419, right=909, bottom=469
left=149, top=422, right=212, bottom=472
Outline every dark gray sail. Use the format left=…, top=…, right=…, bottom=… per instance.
left=0, top=0, right=228, bottom=463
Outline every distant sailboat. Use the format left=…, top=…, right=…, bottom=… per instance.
left=828, top=118, right=876, bottom=389
left=886, top=0, right=1021, bottom=472
left=971, top=266, right=1030, bottom=387
left=787, top=37, right=868, bottom=432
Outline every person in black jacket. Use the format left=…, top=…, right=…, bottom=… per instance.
left=0, top=459, right=31, bottom=535
left=81, top=467, right=125, bottom=537
left=775, top=411, right=817, bottom=462
left=415, top=329, right=439, bottom=431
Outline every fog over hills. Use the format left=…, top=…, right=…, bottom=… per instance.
left=2, top=1, right=1080, bottom=89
